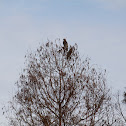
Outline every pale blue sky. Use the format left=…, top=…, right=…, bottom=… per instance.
left=0, top=0, right=126, bottom=124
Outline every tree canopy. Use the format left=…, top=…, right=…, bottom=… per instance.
left=3, top=39, right=125, bottom=126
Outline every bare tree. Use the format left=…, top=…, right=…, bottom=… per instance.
left=113, top=91, right=126, bottom=125
left=3, top=39, right=119, bottom=126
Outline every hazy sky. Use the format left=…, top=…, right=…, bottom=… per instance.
left=0, top=0, right=126, bottom=124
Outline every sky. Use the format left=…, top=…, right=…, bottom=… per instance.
left=0, top=0, right=126, bottom=125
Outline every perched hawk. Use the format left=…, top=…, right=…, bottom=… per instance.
left=67, top=47, right=73, bottom=59
left=63, top=39, right=68, bottom=52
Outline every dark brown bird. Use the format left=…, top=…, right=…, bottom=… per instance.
left=63, top=39, right=68, bottom=52
left=67, top=47, right=73, bottom=59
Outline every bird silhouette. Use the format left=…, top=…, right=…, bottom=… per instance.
left=63, top=39, right=68, bottom=52
left=67, top=47, right=73, bottom=59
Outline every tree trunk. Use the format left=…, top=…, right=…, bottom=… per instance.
left=59, top=103, right=61, bottom=126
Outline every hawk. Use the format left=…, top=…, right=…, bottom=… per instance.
left=63, top=39, right=68, bottom=52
